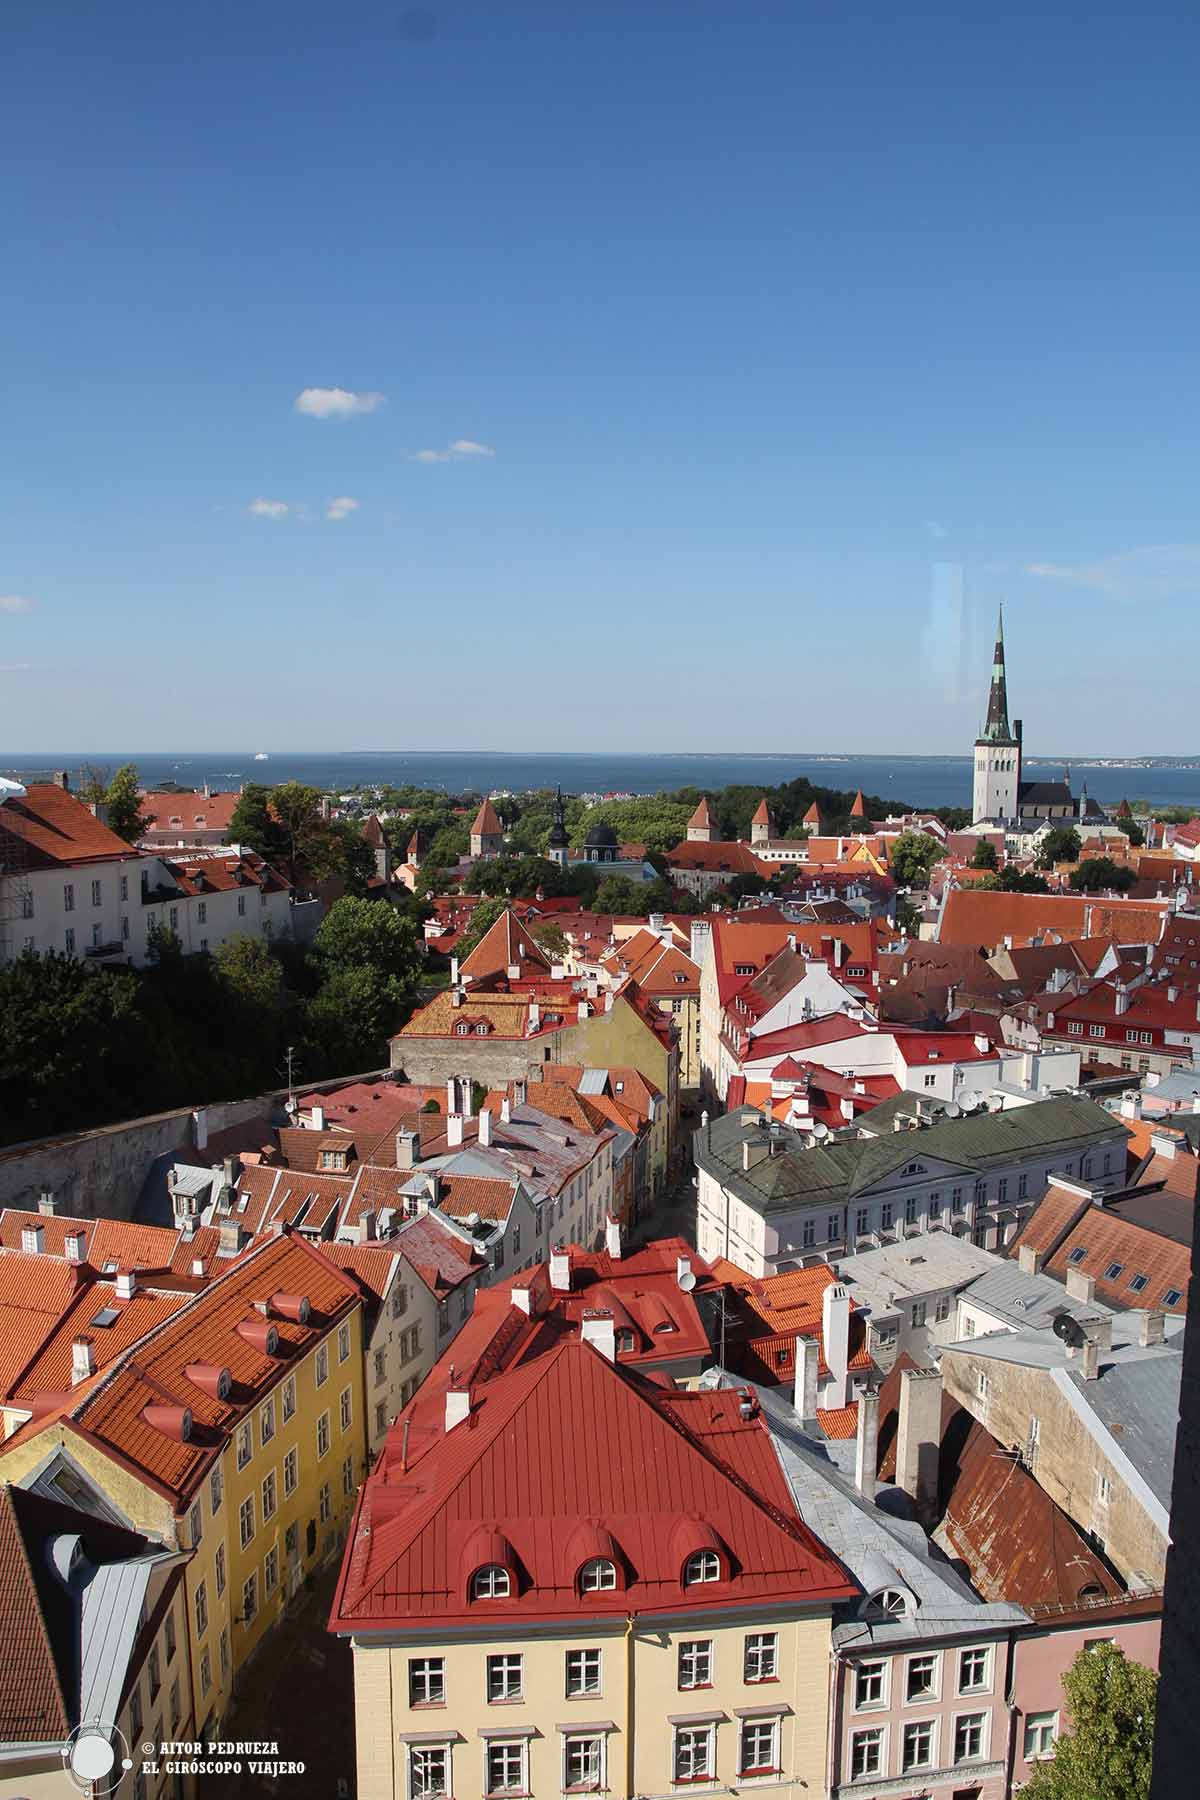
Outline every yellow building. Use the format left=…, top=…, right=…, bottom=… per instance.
left=0, top=1231, right=367, bottom=1769
left=331, top=1323, right=854, bottom=1799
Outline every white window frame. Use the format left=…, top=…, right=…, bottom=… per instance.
left=483, top=1737, right=527, bottom=1796
left=853, top=1658, right=889, bottom=1711
left=683, top=1548, right=721, bottom=1585
left=565, top=1648, right=602, bottom=1698
left=283, top=1445, right=298, bottom=1496
left=672, top=1722, right=715, bottom=1782
left=338, top=1321, right=351, bottom=1363
left=1023, top=1711, right=1059, bottom=1760
left=678, top=1639, right=713, bottom=1689
left=901, top=1717, right=938, bottom=1772
left=317, top=1410, right=330, bottom=1458
left=409, top=1657, right=446, bottom=1707
left=849, top=1725, right=886, bottom=1780
left=282, top=1374, right=296, bottom=1421
left=236, top=1420, right=252, bottom=1470
left=260, top=1395, right=276, bottom=1446
left=744, top=1631, right=778, bottom=1683
left=738, top=1715, right=780, bottom=1778
left=486, top=1653, right=524, bottom=1703
left=579, top=1557, right=617, bottom=1591
left=562, top=1731, right=605, bottom=1792
left=473, top=1564, right=511, bottom=1599
left=905, top=1651, right=940, bottom=1704
left=408, top=1742, right=451, bottom=1798
left=238, top=1494, right=255, bottom=1550
left=952, top=1708, right=989, bottom=1764
left=957, top=1645, right=992, bottom=1695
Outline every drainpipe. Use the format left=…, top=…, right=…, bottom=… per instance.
left=1003, top=1626, right=1019, bottom=1798
left=624, top=1613, right=635, bottom=1800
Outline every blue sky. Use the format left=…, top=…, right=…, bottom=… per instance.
left=3, top=0, right=1198, bottom=754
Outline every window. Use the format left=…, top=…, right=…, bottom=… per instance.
left=165, top=1610, right=177, bottom=1663
left=194, top=1580, right=208, bottom=1638
left=684, top=1548, right=721, bottom=1585
left=739, top=1717, right=778, bottom=1776
left=564, top=1734, right=603, bottom=1791
left=673, top=1724, right=714, bottom=1781
left=410, top=1657, right=446, bottom=1706
left=169, top=1675, right=180, bottom=1729
left=827, top=1212, right=840, bottom=1241
left=977, top=1370, right=989, bottom=1398
left=260, top=1396, right=276, bottom=1446
left=850, top=1729, right=883, bottom=1779
left=881, top=1202, right=894, bottom=1230
left=197, top=900, right=206, bottom=923
left=236, top=1420, right=252, bottom=1470
left=64, top=883, right=75, bottom=912
left=237, top=891, right=247, bottom=916
left=855, top=1660, right=886, bottom=1709
left=169, top=906, right=178, bottom=929
left=678, top=1640, right=713, bottom=1689
left=924, top=1072, right=937, bottom=1088
left=1067, top=1246, right=1087, bottom=1265
left=283, top=1444, right=298, bottom=1496
left=409, top=1746, right=449, bottom=1797
left=199, top=1649, right=212, bottom=1695
left=951, top=1185, right=964, bottom=1212
left=1024, top=1712, right=1058, bottom=1759
left=935, top=1294, right=950, bottom=1322
left=315, top=1344, right=329, bottom=1387
left=238, top=1494, right=255, bottom=1549
left=188, top=1500, right=202, bottom=1548
left=911, top=1300, right=927, bottom=1328
left=566, top=1649, right=601, bottom=1697
left=930, top=1191, right=943, bottom=1219
left=958, top=1646, right=990, bottom=1692
left=955, top=1712, right=986, bottom=1761
left=343, top=1454, right=354, bottom=1495
left=264, top=1545, right=279, bottom=1593
left=340, top=1386, right=353, bottom=1431
left=1104, top=1261, right=1125, bottom=1281
left=282, top=1374, right=296, bottom=1421
left=261, top=1469, right=277, bottom=1522
left=120, top=875, right=128, bottom=902
left=374, top=1348, right=386, bottom=1384
left=317, top=1411, right=330, bottom=1457
left=209, top=1464, right=223, bottom=1514
left=905, top=1192, right=918, bottom=1224
left=579, top=1557, right=617, bottom=1591
left=744, top=1632, right=777, bottom=1683
left=319, top=1481, right=332, bottom=1523
left=1129, top=1272, right=1149, bottom=1293
left=473, top=1564, right=511, bottom=1599
left=1164, top=1287, right=1182, bottom=1307
left=802, top=1217, right=815, bottom=1248
left=64, top=927, right=75, bottom=953
left=214, top=1542, right=226, bottom=1597
left=241, top=1572, right=258, bottom=1623
left=487, top=1653, right=523, bottom=1701
left=485, top=1741, right=526, bottom=1795
left=338, top=1321, right=351, bottom=1362
left=855, top=1206, right=870, bottom=1237
left=906, top=1654, right=938, bottom=1701
left=902, top=1720, right=935, bottom=1770
left=89, top=878, right=102, bottom=907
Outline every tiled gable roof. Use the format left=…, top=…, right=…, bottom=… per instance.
left=140, top=791, right=241, bottom=835
left=459, top=908, right=552, bottom=982
left=0, top=784, right=134, bottom=870
left=470, top=799, right=503, bottom=838
left=1042, top=1209, right=1191, bottom=1314
left=0, top=1484, right=73, bottom=1743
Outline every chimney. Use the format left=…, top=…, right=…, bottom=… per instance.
left=855, top=1385, right=880, bottom=1501
left=20, top=1224, right=45, bottom=1256
left=1065, top=1268, right=1096, bottom=1304
left=478, top=1107, right=493, bottom=1147
left=549, top=1246, right=572, bottom=1291
left=53, top=769, right=70, bottom=790
left=450, top=955, right=460, bottom=986
left=38, top=1188, right=56, bottom=1216
left=1139, top=1310, right=1166, bottom=1347
left=445, top=1386, right=471, bottom=1431
left=71, top=1338, right=95, bottom=1383
left=396, top=1128, right=420, bottom=1170
left=357, top=1208, right=377, bottom=1243
left=605, top=1214, right=622, bottom=1260
left=115, top=1270, right=136, bottom=1301
left=64, top=1230, right=86, bottom=1263
left=511, top=1284, right=534, bottom=1315
left=1081, top=1337, right=1101, bottom=1380
left=446, top=1113, right=465, bottom=1148
left=1018, top=1243, right=1043, bottom=1276
left=500, top=1096, right=512, bottom=1124
left=895, top=1366, right=942, bottom=1522
left=446, top=1077, right=457, bottom=1115
left=794, top=1335, right=820, bottom=1421
left=577, top=999, right=590, bottom=1022
left=528, top=1001, right=541, bottom=1032
left=821, top=1283, right=851, bottom=1408
left=676, top=1254, right=692, bottom=1287
left=513, top=1080, right=527, bottom=1107
left=219, top=1218, right=246, bottom=1255
left=311, top=1104, right=326, bottom=1131
left=507, top=964, right=521, bottom=981
left=581, top=1309, right=616, bottom=1362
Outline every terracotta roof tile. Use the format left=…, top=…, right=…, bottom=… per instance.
left=0, top=783, right=134, bottom=870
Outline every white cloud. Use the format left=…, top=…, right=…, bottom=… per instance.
left=1025, top=543, right=1200, bottom=604
left=925, top=520, right=948, bottom=540
left=0, top=595, right=34, bottom=614
left=326, top=496, right=360, bottom=521
left=249, top=497, right=290, bottom=519
left=0, top=663, right=31, bottom=673
left=294, top=387, right=385, bottom=419
left=411, top=438, right=496, bottom=464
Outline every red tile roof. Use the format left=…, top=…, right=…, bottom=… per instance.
left=1042, top=1209, right=1191, bottom=1313
left=0, top=1484, right=72, bottom=1742
left=688, top=798, right=716, bottom=829
left=459, top=908, right=552, bottom=983
left=816, top=1403, right=859, bottom=1439
left=0, top=784, right=135, bottom=870
left=0, top=1210, right=182, bottom=1272
left=330, top=1336, right=854, bottom=1631
left=0, top=1255, right=87, bottom=1400
left=470, top=799, right=503, bottom=838
left=140, top=791, right=241, bottom=836
left=940, top=889, right=1168, bottom=953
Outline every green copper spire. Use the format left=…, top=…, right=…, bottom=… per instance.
left=981, top=605, right=1015, bottom=743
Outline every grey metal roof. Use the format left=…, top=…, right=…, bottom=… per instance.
left=579, top=1068, right=609, bottom=1096
left=79, top=1553, right=166, bottom=1727
left=755, top=1384, right=1027, bottom=1646
left=695, top=1094, right=1125, bottom=1217
left=837, top=1235, right=1001, bottom=1306
left=962, top=1262, right=1118, bottom=1331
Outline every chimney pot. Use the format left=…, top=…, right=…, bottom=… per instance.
left=115, top=1270, right=136, bottom=1301
left=1018, top=1243, right=1042, bottom=1276
left=446, top=1113, right=465, bottom=1149
left=549, top=1246, right=572, bottom=1291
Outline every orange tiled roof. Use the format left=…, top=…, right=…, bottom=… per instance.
left=0, top=1256, right=87, bottom=1400
left=140, top=791, right=241, bottom=835
left=470, top=799, right=503, bottom=838
left=816, top=1403, right=859, bottom=1439
left=9, top=1278, right=190, bottom=1406
left=459, top=909, right=552, bottom=983
left=436, top=1175, right=518, bottom=1223
left=1043, top=1209, right=1190, bottom=1313
left=940, top=889, right=1167, bottom=952
left=0, top=784, right=135, bottom=870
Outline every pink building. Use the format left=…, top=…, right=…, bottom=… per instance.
left=1010, top=1594, right=1161, bottom=1783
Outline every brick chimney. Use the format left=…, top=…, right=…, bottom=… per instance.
left=895, top=1366, right=942, bottom=1523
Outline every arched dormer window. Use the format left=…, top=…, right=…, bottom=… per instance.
left=472, top=1564, right=510, bottom=1599
left=475, top=1022, right=489, bottom=1036
left=567, top=1521, right=627, bottom=1596
left=456, top=1022, right=470, bottom=1036
left=579, top=1558, right=617, bottom=1592
left=866, top=1586, right=912, bottom=1621
left=683, top=1549, right=721, bottom=1586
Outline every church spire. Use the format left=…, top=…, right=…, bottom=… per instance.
left=981, top=604, right=1015, bottom=743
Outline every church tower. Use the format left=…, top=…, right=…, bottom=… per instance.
left=547, top=786, right=570, bottom=868
left=972, top=607, right=1021, bottom=823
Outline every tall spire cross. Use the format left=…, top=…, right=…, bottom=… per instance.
left=982, top=604, right=1014, bottom=743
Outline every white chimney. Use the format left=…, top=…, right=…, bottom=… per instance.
left=396, top=1128, right=419, bottom=1169
left=528, top=1001, right=541, bottom=1031
left=1139, top=1310, right=1166, bottom=1347
left=500, top=1095, right=512, bottom=1124
left=511, top=1284, right=534, bottom=1315
left=676, top=1254, right=692, bottom=1286
left=21, top=1224, right=44, bottom=1256
left=549, top=1246, right=572, bottom=1291
left=604, top=1214, right=622, bottom=1260
left=64, top=1231, right=86, bottom=1263
left=445, top=1386, right=471, bottom=1431
left=1018, top=1244, right=1042, bottom=1276
left=38, top=1188, right=56, bottom=1216
left=311, top=1104, right=326, bottom=1131
left=446, top=1078, right=457, bottom=1115
left=855, top=1385, right=880, bottom=1501
left=895, top=1366, right=942, bottom=1521
left=71, top=1338, right=95, bottom=1383
left=1065, top=1268, right=1095, bottom=1304
left=478, top=1108, right=493, bottom=1147
left=446, top=1113, right=465, bottom=1148
left=793, top=1335, right=819, bottom=1420
left=821, top=1283, right=851, bottom=1408
left=1114, top=984, right=1129, bottom=1016
left=581, top=1310, right=616, bottom=1362
left=450, top=955, right=460, bottom=985
left=115, top=1270, right=136, bottom=1301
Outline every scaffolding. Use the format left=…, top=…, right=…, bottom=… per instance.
left=0, top=784, right=33, bottom=966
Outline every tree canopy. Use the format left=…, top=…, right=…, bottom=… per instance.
left=890, top=832, right=942, bottom=887
left=1070, top=857, right=1137, bottom=894
left=1023, top=1641, right=1156, bottom=1800
left=971, top=838, right=999, bottom=870
left=1038, top=825, right=1082, bottom=868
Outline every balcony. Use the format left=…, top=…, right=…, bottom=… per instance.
left=84, top=940, right=125, bottom=960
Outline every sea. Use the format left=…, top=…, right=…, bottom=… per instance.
left=3, top=751, right=1200, bottom=812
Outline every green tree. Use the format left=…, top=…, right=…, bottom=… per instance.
left=1070, top=857, right=1137, bottom=894
left=225, top=784, right=287, bottom=862
left=305, top=818, right=377, bottom=896
left=1125, top=819, right=1146, bottom=848
left=313, top=896, right=422, bottom=989
left=594, top=875, right=646, bottom=915
left=104, top=764, right=150, bottom=844
left=971, top=838, right=999, bottom=871
left=455, top=897, right=510, bottom=958
left=890, top=832, right=942, bottom=887
left=1023, top=1641, right=1155, bottom=1800
left=1038, top=825, right=1082, bottom=868
left=996, top=867, right=1051, bottom=893
left=532, top=923, right=569, bottom=960
left=302, top=963, right=400, bottom=1076
left=270, top=781, right=325, bottom=874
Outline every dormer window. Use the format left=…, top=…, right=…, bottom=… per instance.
left=456, top=1022, right=470, bottom=1036
left=615, top=1328, right=636, bottom=1354
left=475, top=1022, right=489, bottom=1036
left=868, top=1587, right=912, bottom=1620
left=473, top=1564, right=511, bottom=1599
left=684, top=1550, right=721, bottom=1586
left=579, top=1558, right=617, bottom=1592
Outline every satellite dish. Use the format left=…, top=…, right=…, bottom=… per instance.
left=1052, top=1312, right=1087, bottom=1349
left=945, top=1101, right=961, bottom=1118
left=812, top=1121, right=829, bottom=1140
left=960, top=1091, right=981, bottom=1112
left=677, top=1269, right=697, bottom=1292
